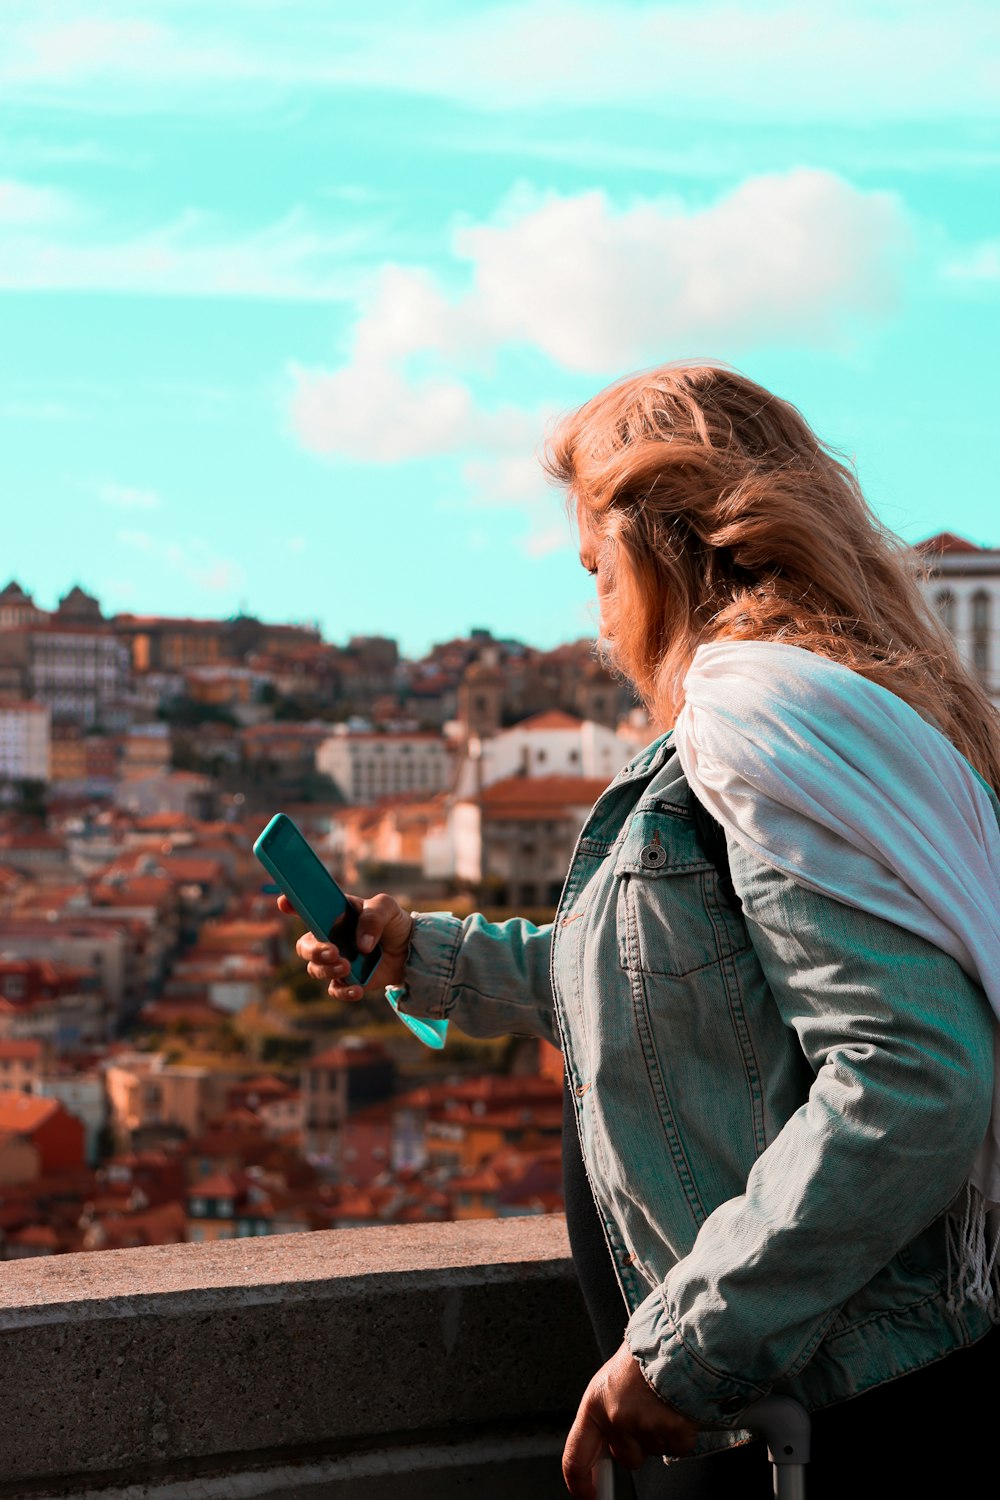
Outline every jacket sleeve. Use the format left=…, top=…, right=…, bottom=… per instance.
left=390, top=911, right=559, bottom=1047
left=624, top=837, right=995, bottom=1423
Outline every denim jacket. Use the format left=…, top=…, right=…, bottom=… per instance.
left=396, top=732, right=997, bottom=1432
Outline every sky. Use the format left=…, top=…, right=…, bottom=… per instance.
left=1, top=0, right=998, bottom=658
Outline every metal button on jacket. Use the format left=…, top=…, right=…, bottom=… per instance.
left=639, top=837, right=667, bottom=869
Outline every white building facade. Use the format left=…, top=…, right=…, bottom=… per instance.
left=918, top=533, right=1000, bottom=709
left=26, top=626, right=132, bottom=727
left=316, top=730, right=452, bottom=805
left=452, top=709, right=635, bottom=802
left=0, top=700, right=50, bottom=782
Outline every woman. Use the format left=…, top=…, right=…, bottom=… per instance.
left=286, top=364, right=1000, bottom=1499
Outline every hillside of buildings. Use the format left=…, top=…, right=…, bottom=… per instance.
left=0, top=534, right=994, bottom=1258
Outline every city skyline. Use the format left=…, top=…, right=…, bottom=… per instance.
left=3, top=1, right=998, bottom=657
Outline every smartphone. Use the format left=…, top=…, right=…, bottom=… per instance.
left=253, top=813, right=383, bottom=987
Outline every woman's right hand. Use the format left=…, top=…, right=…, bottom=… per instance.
left=278, top=891, right=414, bottom=1002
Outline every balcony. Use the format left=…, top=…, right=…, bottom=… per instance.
left=0, top=1215, right=598, bottom=1498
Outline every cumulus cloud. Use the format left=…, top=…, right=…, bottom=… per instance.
left=288, top=169, right=909, bottom=494
left=289, top=355, right=539, bottom=468
left=453, top=171, right=909, bottom=370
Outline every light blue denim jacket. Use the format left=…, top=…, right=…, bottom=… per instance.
left=396, top=731, right=996, bottom=1431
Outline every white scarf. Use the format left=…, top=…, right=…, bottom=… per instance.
left=674, top=639, right=1000, bottom=1310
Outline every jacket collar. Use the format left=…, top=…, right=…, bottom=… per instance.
left=612, top=729, right=676, bottom=784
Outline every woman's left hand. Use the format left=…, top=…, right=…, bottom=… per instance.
left=562, top=1342, right=698, bottom=1498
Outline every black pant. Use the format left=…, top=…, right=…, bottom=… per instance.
left=562, top=1081, right=999, bottom=1498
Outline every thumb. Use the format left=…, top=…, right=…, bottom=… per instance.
left=355, top=893, right=410, bottom=955
left=562, top=1408, right=606, bottom=1500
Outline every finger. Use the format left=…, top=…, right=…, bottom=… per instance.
left=306, top=957, right=351, bottom=982
left=276, top=895, right=293, bottom=915
left=296, top=932, right=339, bottom=964
left=607, top=1432, right=646, bottom=1470
left=562, top=1409, right=605, bottom=1500
left=328, top=982, right=365, bottom=1001
left=355, top=892, right=401, bottom=954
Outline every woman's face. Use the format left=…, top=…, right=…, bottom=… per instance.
left=576, top=498, right=614, bottom=640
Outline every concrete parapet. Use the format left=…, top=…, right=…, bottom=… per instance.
left=0, top=1216, right=599, bottom=1497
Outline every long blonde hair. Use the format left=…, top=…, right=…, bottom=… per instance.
left=544, top=362, right=1000, bottom=787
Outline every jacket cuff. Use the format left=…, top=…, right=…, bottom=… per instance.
left=625, top=1284, right=765, bottom=1428
left=388, top=912, right=463, bottom=1020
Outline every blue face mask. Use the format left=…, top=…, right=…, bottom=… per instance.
left=384, top=985, right=449, bottom=1050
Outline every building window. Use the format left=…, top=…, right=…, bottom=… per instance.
left=971, top=590, right=991, bottom=632
left=971, top=591, right=991, bottom=680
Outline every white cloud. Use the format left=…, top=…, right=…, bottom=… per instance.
left=97, top=482, right=161, bottom=511
left=289, top=169, right=909, bottom=490
left=117, top=529, right=243, bottom=592
left=942, top=241, right=1000, bottom=282
left=289, top=358, right=540, bottom=467
left=454, top=171, right=909, bottom=370
left=0, top=178, right=77, bottom=225
left=0, top=190, right=379, bottom=299
left=0, top=138, right=141, bottom=169
left=3, top=2, right=997, bottom=122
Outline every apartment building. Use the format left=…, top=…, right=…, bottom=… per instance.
left=0, top=700, right=50, bottom=782
left=316, top=729, right=452, bottom=805
left=12, top=624, right=132, bottom=727
left=0, top=1040, right=44, bottom=1094
left=0, top=581, right=45, bottom=630
left=452, top=775, right=611, bottom=905
left=301, top=1038, right=395, bottom=1165
left=453, top=709, right=633, bottom=798
left=0, top=958, right=110, bottom=1052
left=918, top=532, right=1000, bottom=707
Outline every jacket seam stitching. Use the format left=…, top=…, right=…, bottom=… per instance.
left=660, top=1294, right=765, bottom=1396
left=625, top=903, right=706, bottom=1228
left=704, top=871, right=767, bottom=1159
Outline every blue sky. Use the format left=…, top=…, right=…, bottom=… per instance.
left=2, top=0, right=998, bottom=657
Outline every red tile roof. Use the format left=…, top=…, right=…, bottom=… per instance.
left=916, top=531, right=991, bottom=555
left=0, top=1092, right=60, bottom=1134
left=0, top=1040, right=43, bottom=1060
left=513, top=709, right=584, bottom=731
left=476, top=775, right=608, bottom=817
left=189, top=1170, right=246, bottom=1198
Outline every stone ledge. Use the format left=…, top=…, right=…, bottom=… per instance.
left=0, top=1217, right=598, bottom=1498
left=0, top=1216, right=575, bottom=1325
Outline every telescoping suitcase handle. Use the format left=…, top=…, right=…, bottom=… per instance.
left=594, top=1395, right=811, bottom=1500
left=743, top=1396, right=811, bottom=1500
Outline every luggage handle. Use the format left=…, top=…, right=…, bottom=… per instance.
left=743, top=1395, right=811, bottom=1500
left=594, top=1395, right=810, bottom=1500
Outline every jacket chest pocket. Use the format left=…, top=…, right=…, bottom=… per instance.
left=614, top=806, right=750, bottom=979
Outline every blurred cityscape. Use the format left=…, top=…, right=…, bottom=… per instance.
left=0, top=529, right=993, bottom=1259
